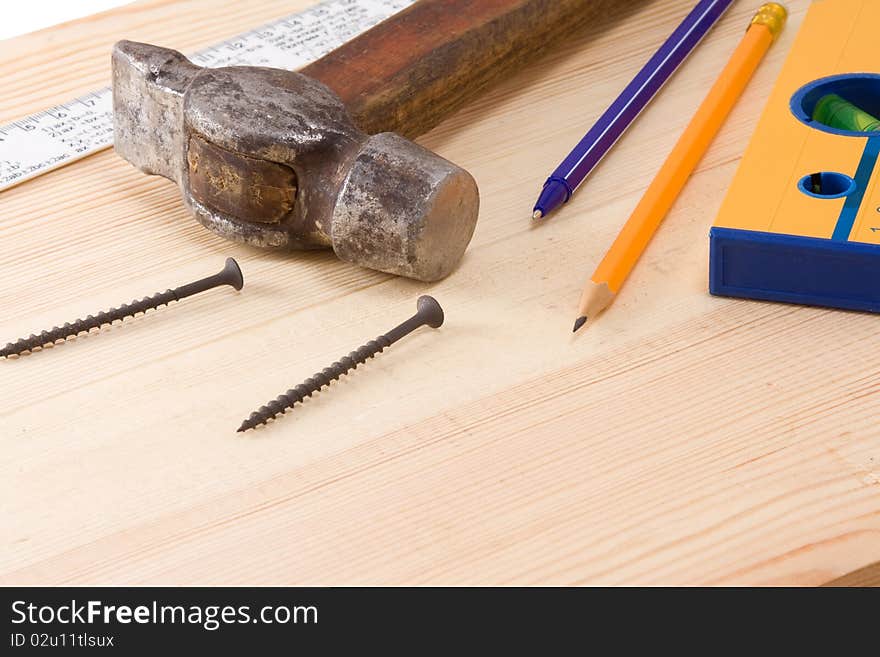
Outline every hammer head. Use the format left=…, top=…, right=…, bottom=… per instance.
left=112, top=41, right=478, bottom=282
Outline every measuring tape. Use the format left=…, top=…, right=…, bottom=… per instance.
left=0, top=0, right=414, bottom=192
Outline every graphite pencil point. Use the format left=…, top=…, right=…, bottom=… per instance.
left=572, top=316, right=587, bottom=333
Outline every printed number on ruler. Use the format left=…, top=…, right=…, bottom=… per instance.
left=0, top=0, right=414, bottom=192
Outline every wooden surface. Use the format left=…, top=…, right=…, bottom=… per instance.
left=1, top=0, right=878, bottom=586
left=825, top=560, right=880, bottom=587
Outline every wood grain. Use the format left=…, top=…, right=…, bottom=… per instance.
left=1, top=0, right=878, bottom=586
left=825, top=560, right=880, bottom=587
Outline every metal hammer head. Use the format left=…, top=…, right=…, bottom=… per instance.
left=111, top=41, right=479, bottom=282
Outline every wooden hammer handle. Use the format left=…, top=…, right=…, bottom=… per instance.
left=300, top=0, right=630, bottom=139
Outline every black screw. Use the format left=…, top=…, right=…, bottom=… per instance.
left=237, top=295, right=444, bottom=432
left=1, top=258, right=243, bottom=358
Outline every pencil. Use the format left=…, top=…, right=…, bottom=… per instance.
left=573, top=3, right=787, bottom=333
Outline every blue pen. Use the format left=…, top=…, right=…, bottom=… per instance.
left=532, top=0, right=735, bottom=220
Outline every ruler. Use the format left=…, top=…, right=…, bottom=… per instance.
left=0, top=0, right=414, bottom=192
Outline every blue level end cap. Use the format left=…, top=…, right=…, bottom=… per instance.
left=709, top=227, right=880, bottom=313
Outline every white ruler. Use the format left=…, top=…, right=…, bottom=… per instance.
left=0, top=0, right=414, bottom=192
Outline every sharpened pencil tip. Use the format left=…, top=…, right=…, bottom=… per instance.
left=572, top=316, right=587, bottom=333
left=532, top=210, right=543, bottom=220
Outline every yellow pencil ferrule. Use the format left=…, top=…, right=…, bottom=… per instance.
left=749, top=3, right=787, bottom=41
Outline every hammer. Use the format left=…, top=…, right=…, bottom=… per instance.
left=113, top=0, right=625, bottom=281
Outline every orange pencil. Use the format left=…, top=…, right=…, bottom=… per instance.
left=573, top=3, right=787, bottom=332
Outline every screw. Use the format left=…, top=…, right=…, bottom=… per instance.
left=237, top=295, right=444, bottom=432
left=1, top=258, right=243, bottom=358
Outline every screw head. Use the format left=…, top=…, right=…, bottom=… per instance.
left=417, top=295, right=444, bottom=328
left=221, top=257, right=244, bottom=291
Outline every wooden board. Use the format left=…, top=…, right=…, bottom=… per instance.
left=1, top=0, right=878, bottom=586
left=825, top=559, right=880, bottom=587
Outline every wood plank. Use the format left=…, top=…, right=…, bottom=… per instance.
left=1, top=0, right=878, bottom=585
left=825, top=561, right=880, bottom=587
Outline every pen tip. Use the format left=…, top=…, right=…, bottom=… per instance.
left=572, top=316, right=587, bottom=333
left=532, top=210, right=543, bottom=220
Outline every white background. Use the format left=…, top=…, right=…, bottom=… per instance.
left=1, top=0, right=131, bottom=40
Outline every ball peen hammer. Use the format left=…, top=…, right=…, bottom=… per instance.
left=112, top=0, right=628, bottom=281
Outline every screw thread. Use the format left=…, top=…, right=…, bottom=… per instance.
left=1, top=289, right=178, bottom=358
left=238, top=335, right=392, bottom=432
